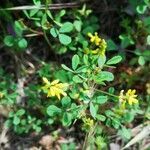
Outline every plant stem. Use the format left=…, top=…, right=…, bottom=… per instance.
left=104, top=64, right=116, bottom=68
left=94, top=88, right=118, bottom=98
left=43, top=0, right=52, bottom=48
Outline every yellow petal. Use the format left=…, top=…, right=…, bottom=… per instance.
left=43, top=77, right=50, bottom=85
left=56, top=83, right=68, bottom=89
left=132, top=89, right=136, bottom=94
left=94, top=32, right=98, bottom=36
left=128, top=98, right=133, bottom=105
left=47, top=90, right=52, bottom=97
left=50, top=79, right=59, bottom=85
left=50, top=87, right=56, bottom=96
left=91, top=49, right=99, bottom=54
left=56, top=92, right=61, bottom=100
left=90, top=37, right=95, bottom=42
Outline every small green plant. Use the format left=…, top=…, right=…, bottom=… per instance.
left=4, top=21, right=28, bottom=51
left=5, top=109, right=42, bottom=134
left=0, top=68, right=18, bottom=105
left=38, top=33, right=140, bottom=142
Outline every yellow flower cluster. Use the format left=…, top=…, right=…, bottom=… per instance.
left=87, top=32, right=107, bottom=56
left=42, top=77, right=68, bottom=100
left=82, top=117, right=94, bottom=128
left=88, top=32, right=101, bottom=46
left=119, top=89, right=138, bottom=106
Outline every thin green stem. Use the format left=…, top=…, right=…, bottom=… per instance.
left=82, top=132, right=88, bottom=150
left=42, top=0, right=52, bottom=48
left=66, top=105, right=82, bottom=112
left=94, top=88, right=118, bottom=98
left=82, top=122, right=98, bottom=150
left=43, top=29, right=52, bottom=48
left=104, top=64, right=116, bottom=68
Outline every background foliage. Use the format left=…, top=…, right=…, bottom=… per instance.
left=0, top=0, right=149, bottom=149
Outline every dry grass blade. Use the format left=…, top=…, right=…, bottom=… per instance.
left=0, top=126, right=9, bottom=149
left=122, top=125, right=150, bottom=150
left=0, top=2, right=79, bottom=10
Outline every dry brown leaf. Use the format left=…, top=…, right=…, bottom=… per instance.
left=110, top=143, right=120, bottom=150
left=39, top=135, right=54, bottom=150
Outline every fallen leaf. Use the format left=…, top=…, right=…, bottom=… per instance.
left=122, top=125, right=150, bottom=150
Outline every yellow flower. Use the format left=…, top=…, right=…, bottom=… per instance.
left=87, top=32, right=107, bottom=56
left=119, top=89, right=138, bottom=106
left=0, top=92, right=4, bottom=99
left=82, top=117, right=94, bottom=128
left=119, top=90, right=124, bottom=103
left=88, top=32, right=101, bottom=46
left=100, top=39, right=107, bottom=55
left=42, top=77, right=69, bottom=100
left=126, top=89, right=138, bottom=105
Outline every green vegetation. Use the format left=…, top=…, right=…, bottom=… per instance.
left=0, top=0, right=149, bottom=149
